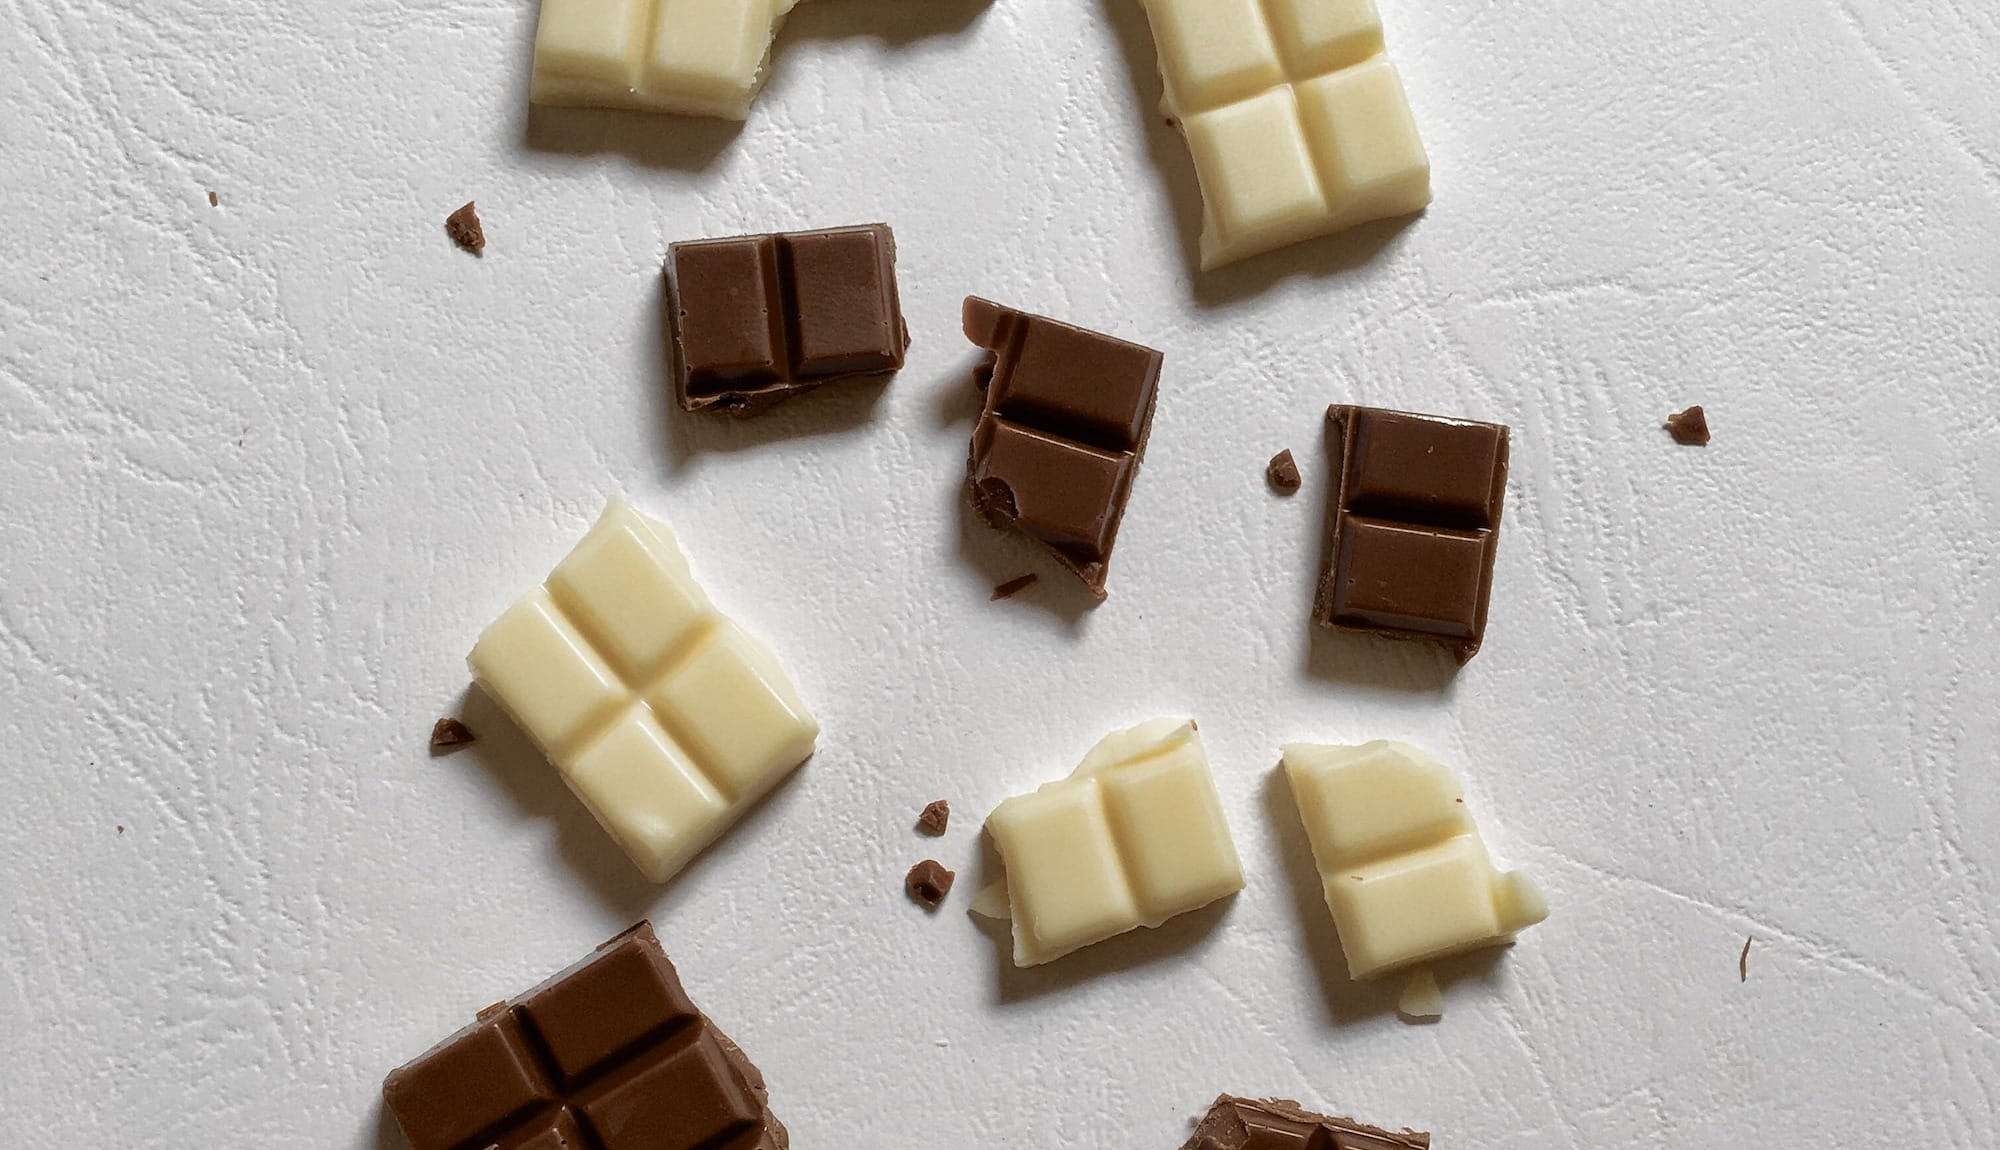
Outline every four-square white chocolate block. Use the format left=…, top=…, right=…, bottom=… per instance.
left=1135, top=0, right=1431, bottom=269
left=985, top=719, right=1245, bottom=966
left=530, top=0, right=808, bottom=119
left=1283, top=741, right=1546, bottom=979
left=469, top=500, right=819, bottom=882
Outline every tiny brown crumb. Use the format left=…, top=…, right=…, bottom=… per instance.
left=207, top=190, right=218, bottom=207
left=430, top=717, right=476, bottom=751
left=1267, top=448, right=1302, bottom=492
left=1665, top=405, right=1710, bottom=446
left=446, top=201, right=485, bottom=255
left=916, top=799, right=950, bottom=836
left=990, top=573, right=1038, bottom=601
left=905, top=859, right=955, bottom=909
left=1739, top=935, right=1753, bottom=982
left=116, top=825, right=124, bottom=835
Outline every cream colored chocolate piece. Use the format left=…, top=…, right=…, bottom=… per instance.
left=469, top=500, right=818, bottom=882
left=1396, top=969, right=1443, bottom=1019
left=1136, top=0, right=1431, bottom=269
left=1283, top=741, right=1546, bottom=980
left=985, top=719, right=1244, bottom=966
left=529, top=0, right=807, bottom=120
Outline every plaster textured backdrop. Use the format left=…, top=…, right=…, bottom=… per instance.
left=3, top=0, right=1998, bottom=1145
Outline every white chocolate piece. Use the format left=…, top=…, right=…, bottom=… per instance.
left=1283, top=741, right=1546, bottom=980
left=986, top=719, right=1244, bottom=966
left=1397, top=969, right=1443, bottom=1019
left=1136, top=0, right=1431, bottom=269
left=529, top=0, right=805, bottom=120
left=469, top=500, right=818, bottom=882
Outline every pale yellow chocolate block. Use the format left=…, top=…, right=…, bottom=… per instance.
left=986, top=719, right=1244, bottom=966
left=1137, top=0, right=1431, bottom=269
left=1283, top=741, right=1546, bottom=980
left=469, top=500, right=818, bottom=882
left=530, top=0, right=804, bottom=120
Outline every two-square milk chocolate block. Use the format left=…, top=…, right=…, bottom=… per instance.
left=1134, top=0, right=1431, bottom=268
left=1283, top=741, right=1546, bottom=980
left=985, top=719, right=1244, bottom=966
left=469, top=500, right=818, bottom=882
left=530, top=0, right=807, bottom=119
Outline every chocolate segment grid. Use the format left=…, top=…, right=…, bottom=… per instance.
left=1182, top=1095, right=1430, bottom=1150
left=666, top=224, right=908, bottom=414
left=962, top=296, right=1163, bottom=598
left=530, top=0, right=805, bottom=120
left=383, top=923, right=783, bottom=1150
left=1313, top=405, right=1508, bottom=663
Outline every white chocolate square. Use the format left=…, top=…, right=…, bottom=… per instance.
left=1136, top=0, right=1431, bottom=269
left=1283, top=741, right=1547, bottom=979
left=530, top=0, right=802, bottom=120
left=986, top=719, right=1244, bottom=966
left=469, top=500, right=818, bottom=883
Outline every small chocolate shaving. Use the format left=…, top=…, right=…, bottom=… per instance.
left=1665, top=405, right=1710, bottom=446
left=990, top=573, right=1038, bottom=601
left=207, top=190, right=218, bottom=207
left=916, top=800, right=950, bottom=836
left=116, top=825, right=124, bottom=835
left=1739, top=935, right=1752, bottom=982
left=1266, top=448, right=1302, bottom=492
left=445, top=201, right=485, bottom=255
left=905, top=860, right=955, bottom=909
left=430, top=717, right=476, bottom=750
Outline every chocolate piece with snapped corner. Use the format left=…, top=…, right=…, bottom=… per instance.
left=1182, top=1095, right=1430, bottom=1150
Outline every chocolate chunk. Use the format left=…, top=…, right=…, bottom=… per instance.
left=207, top=190, right=218, bottom=208
left=1314, top=405, right=1509, bottom=664
left=666, top=224, right=908, bottom=415
left=1665, top=405, right=1710, bottom=445
left=963, top=297, right=1162, bottom=599
left=905, top=859, right=955, bottom=909
left=1182, top=1095, right=1430, bottom=1150
left=990, top=573, right=1039, bottom=601
left=916, top=800, right=950, bottom=836
left=445, top=202, right=484, bottom=255
left=382, top=922, right=786, bottom=1150
left=1267, top=449, right=1301, bottom=492
left=429, top=717, right=475, bottom=751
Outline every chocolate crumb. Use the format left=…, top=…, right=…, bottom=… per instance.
left=905, top=859, right=955, bottom=909
left=1739, top=935, right=1752, bottom=982
left=446, top=201, right=485, bottom=255
left=1665, top=405, right=1710, bottom=446
left=990, top=573, right=1039, bottom=601
left=207, top=190, right=218, bottom=207
left=1266, top=449, right=1302, bottom=492
left=430, top=717, right=476, bottom=751
left=916, top=799, right=950, bottom=836
left=116, top=825, right=124, bottom=835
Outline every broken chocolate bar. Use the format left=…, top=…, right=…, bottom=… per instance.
left=382, top=921, right=785, bottom=1150
left=1314, top=405, right=1509, bottom=663
left=1183, top=1095, right=1430, bottom=1150
left=963, top=297, right=1163, bottom=598
left=666, top=223, right=908, bottom=415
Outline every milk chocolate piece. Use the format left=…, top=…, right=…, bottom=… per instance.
left=963, top=297, right=1163, bottom=598
left=666, top=224, right=908, bottom=415
left=1183, top=1096, right=1430, bottom=1150
left=429, top=717, right=475, bottom=750
left=382, top=922, right=785, bottom=1150
left=916, top=799, right=950, bottom=836
left=1267, top=449, right=1301, bottom=492
left=906, top=859, right=954, bottom=909
left=445, top=202, right=484, bottom=255
left=1314, top=405, right=1509, bottom=663
left=1665, top=405, right=1710, bottom=445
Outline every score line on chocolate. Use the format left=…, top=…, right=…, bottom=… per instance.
left=530, top=0, right=807, bottom=120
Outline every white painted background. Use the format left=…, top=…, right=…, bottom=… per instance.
left=3, top=0, right=1997, bottom=1145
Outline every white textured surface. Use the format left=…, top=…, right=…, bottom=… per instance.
left=2, top=0, right=1997, bottom=1145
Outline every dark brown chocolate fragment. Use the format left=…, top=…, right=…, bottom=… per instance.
left=430, top=717, right=476, bottom=750
left=1313, top=405, right=1509, bottom=664
left=666, top=224, right=908, bottom=415
left=445, top=202, right=485, bottom=255
left=1267, top=449, right=1302, bottom=492
left=916, top=800, right=950, bottom=836
left=990, top=573, right=1039, bottom=601
left=1740, top=935, right=1752, bottom=982
left=207, top=190, right=219, bottom=208
left=1665, top=405, right=1710, bottom=446
left=905, top=860, right=955, bottom=909
left=1182, top=1095, right=1430, bottom=1150
left=963, top=296, right=1162, bottom=599
left=382, top=922, right=786, bottom=1150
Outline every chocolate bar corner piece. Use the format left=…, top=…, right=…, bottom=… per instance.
left=382, top=921, right=785, bottom=1150
left=1183, top=1095, right=1431, bottom=1150
left=1313, top=404, right=1508, bottom=663
left=962, top=296, right=1163, bottom=598
left=667, top=223, right=908, bottom=415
